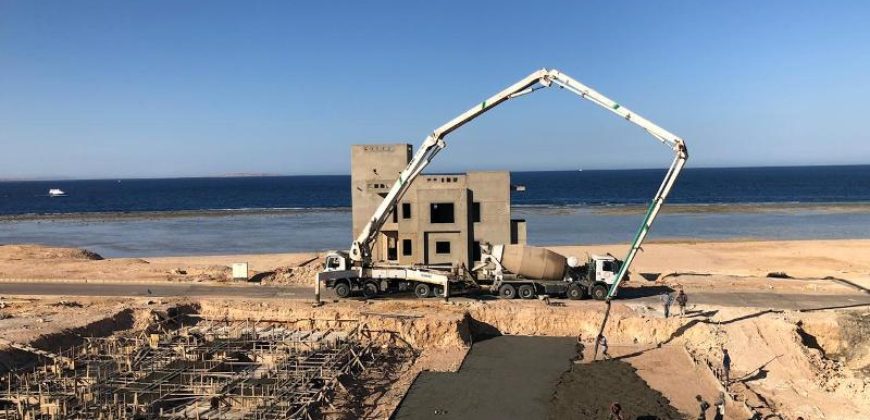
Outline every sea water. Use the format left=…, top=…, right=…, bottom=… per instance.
left=1, top=166, right=869, bottom=257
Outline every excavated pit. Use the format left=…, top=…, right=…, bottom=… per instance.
left=195, top=298, right=870, bottom=418
left=0, top=303, right=416, bottom=419
left=0, top=307, right=140, bottom=373
left=1, top=298, right=866, bottom=419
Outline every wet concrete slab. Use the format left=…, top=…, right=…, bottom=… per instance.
left=394, top=335, right=576, bottom=420
left=549, top=359, right=682, bottom=420
left=394, top=335, right=683, bottom=420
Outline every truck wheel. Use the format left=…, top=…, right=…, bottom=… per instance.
left=567, top=284, right=584, bottom=300
left=334, top=281, right=351, bottom=298
left=433, top=286, right=445, bottom=297
left=592, top=284, right=609, bottom=301
left=362, top=281, right=379, bottom=299
left=498, top=284, right=517, bottom=299
left=414, top=283, right=431, bottom=299
left=518, top=284, right=536, bottom=299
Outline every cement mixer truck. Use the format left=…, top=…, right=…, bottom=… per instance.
left=471, top=244, right=627, bottom=300
left=315, top=68, right=687, bottom=304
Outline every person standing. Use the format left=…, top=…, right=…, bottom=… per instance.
left=712, top=392, right=725, bottom=420
left=722, top=348, right=732, bottom=385
left=597, top=334, right=610, bottom=360
left=676, top=289, right=688, bottom=317
left=608, top=402, right=624, bottom=420
left=660, top=292, right=673, bottom=318
left=695, top=395, right=710, bottom=420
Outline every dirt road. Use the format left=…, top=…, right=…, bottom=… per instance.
left=2, top=281, right=869, bottom=311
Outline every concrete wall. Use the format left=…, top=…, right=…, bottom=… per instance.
left=406, top=175, right=470, bottom=266
left=467, top=171, right=512, bottom=261
left=351, top=144, right=412, bottom=262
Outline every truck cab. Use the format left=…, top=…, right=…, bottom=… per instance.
left=564, top=254, right=627, bottom=300
left=590, top=254, right=622, bottom=285
left=323, top=251, right=349, bottom=272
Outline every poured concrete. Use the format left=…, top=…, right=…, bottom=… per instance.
left=394, top=335, right=576, bottom=420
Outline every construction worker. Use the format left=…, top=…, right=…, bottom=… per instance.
left=713, top=392, right=725, bottom=420
left=722, top=348, right=732, bottom=385
left=660, top=292, right=673, bottom=318
left=608, top=402, right=624, bottom=420
left=597, top=334, right=610, bottom=360
left=695, top=395, right=710, bottom=420
left=676, top=289, right=688, bottom=317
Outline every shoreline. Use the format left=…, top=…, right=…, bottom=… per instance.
left=3, top=201, right=870, bottom=222
left=0, top=207, right=352, bottom=222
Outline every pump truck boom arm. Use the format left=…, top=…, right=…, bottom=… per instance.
left=350, top=69, right=689, bottom=303
left=350, top=69, right=552, bottom=263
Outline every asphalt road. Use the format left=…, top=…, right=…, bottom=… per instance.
left=0, top=281, right=868, bottom=311
left=0, top=282, right=309, bottom=299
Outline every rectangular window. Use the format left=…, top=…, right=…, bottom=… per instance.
left=430, top=203, right=455, bottom=223
left=472, top=241, right=481, bottom=262
left=402, top=239, right=413, bottom=256
left=472, top=202, right=481, bottom=223
left=402, top=203, right=412, bottom=219
left=435, top=241, right=451, bottom=254
left=392, top=209, right=398, bottom=223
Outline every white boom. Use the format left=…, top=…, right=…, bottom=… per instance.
left=351, top=68, right=688, bottom=300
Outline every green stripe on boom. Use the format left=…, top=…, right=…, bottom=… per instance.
left=608, top=200, right=656, bottom=297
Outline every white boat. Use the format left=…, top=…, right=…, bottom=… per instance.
left=48, top=188, right=66, bottom=197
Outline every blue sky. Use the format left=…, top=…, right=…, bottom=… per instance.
left=1, top=1, right=869, bottom=179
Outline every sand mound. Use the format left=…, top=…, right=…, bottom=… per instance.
left=0, top=244, right=103, bottom=261
left=166, top=265, right=231, bottom=282
left=256, top=255, right=321, bottom=286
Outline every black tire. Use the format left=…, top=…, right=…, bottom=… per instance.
left=518, top=284, right=536, bottom=299
left=592, top=284, right=609, bottom=301
left=334, top=281, right=351, bottom=298
left=498, top=284, right=517, bottom=299
left=362, top=281, right=379, bottom=299
left=433, top=286, right=444, bottom=298
left=414, top=283, right=431, bottom=299
left=567, top=284, right=584, bottom=300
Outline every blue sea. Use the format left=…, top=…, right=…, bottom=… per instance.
left=1, top=166, right=869, bottom=257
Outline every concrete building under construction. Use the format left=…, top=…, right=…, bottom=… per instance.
left=351, top=143, right=526, bottom=267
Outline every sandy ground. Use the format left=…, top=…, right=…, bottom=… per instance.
left=0, top=296, right=867, bottom=419
left=0, top=244, right=321, bottom=284
left=3, top=239, right=869, bottom=293
left=551, top=239, right=870, bottom=290
left=1, top=240, right=869, bottom=419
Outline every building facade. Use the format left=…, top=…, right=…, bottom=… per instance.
left=351, top=143, right=526, bottom=267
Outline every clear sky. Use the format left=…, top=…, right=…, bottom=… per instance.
left=2, top=1, right=869, bottom=179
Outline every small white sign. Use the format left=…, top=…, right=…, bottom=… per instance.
left=232, top=263, right=249, bottom=280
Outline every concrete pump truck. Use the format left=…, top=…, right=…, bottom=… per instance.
left=314, top=68, right=688, bottom=304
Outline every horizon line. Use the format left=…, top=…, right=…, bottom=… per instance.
left=1, top=163, right=867, bottom=183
